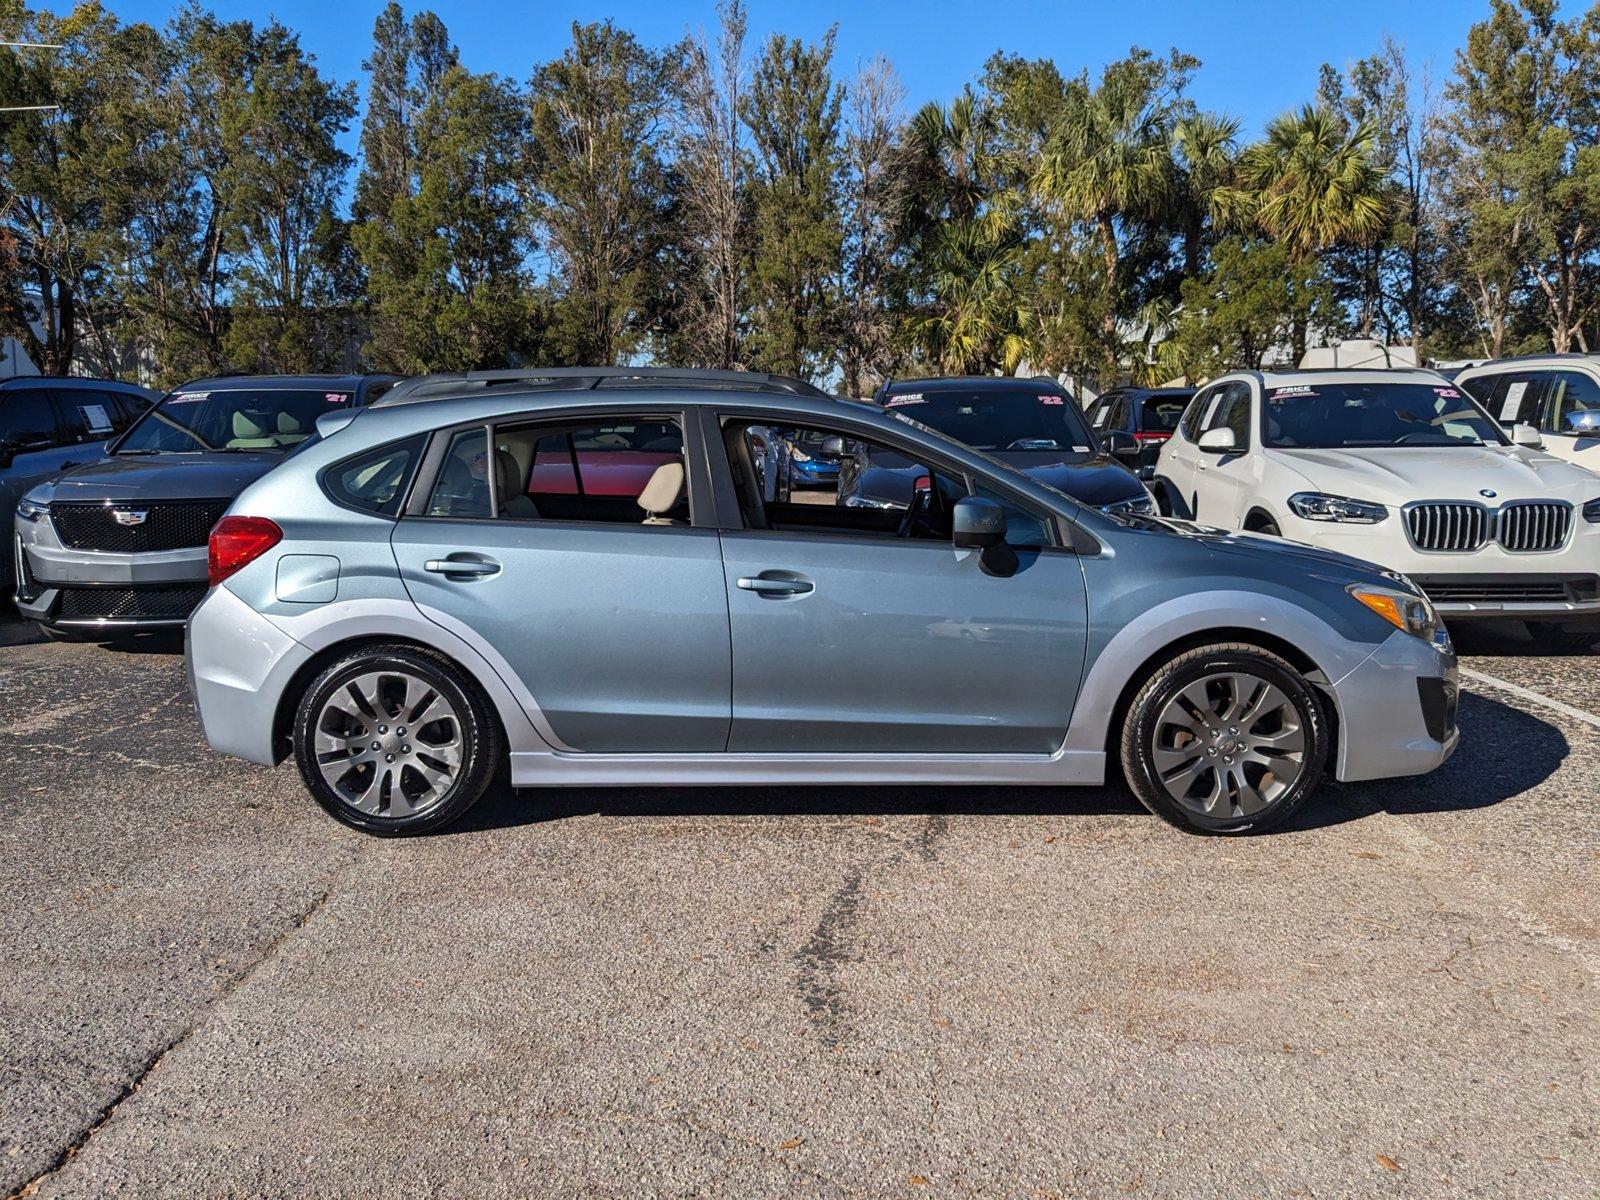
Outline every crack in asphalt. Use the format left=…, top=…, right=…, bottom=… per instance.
left=793, top=811, right=951, bottom=1048
left=6, top=858, right=359, bottom=1199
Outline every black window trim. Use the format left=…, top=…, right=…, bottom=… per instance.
left=706, top=404, right=1091, bottom=554
left=401, top=402, right=706, bottom=532
left=319, top=432, right=430, bottom=520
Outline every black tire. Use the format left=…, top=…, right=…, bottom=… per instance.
left=1119, top=642, right=1328, bottom=835
left=293, top=643, right=502, bottom=836
left=1248, top=517, right=1282, bottom=537
left=1523, top=621, right=1600, bottom=652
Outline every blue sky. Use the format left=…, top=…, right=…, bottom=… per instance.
left=58, top=0, right=1489, bottom=138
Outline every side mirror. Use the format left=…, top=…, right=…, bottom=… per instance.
left=1197, top=428, right=1238, bottom=454
left=1100, top=429, right=1141, bottom=463
left=953, top=495, right=1019, bottom=577
left=952, top=495, right=1006, bottom=549
left=820, top=435, right=849, bottom=459
left=1511, top=422, right=1544, bottom=450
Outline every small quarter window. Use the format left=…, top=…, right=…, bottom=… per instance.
left=325, top=435, right=425, bottom=517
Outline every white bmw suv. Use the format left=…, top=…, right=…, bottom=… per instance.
left=1155, top=368, right=1600, bottom=642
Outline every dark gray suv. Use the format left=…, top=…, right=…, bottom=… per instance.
left=3, top=376, right=157, bottom=595
left=14, top=373, right=397, bottom=638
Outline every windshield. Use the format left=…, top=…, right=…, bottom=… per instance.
left=881, top=387, right=1094, bottom=451
left=1262, top=382, right=1508, bottom=449
left=117, top=387, right=355, bottom=454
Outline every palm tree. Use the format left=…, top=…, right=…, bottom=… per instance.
left=1236, top=105, right=1388, bottom=358
left=1032, top=67, right=1174, bottom=375
left=1170, top=110, right=1242, bottom=275
left=905, top=218, right=1029, bottom=374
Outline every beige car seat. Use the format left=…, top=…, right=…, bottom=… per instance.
left=228, top=411, right=278, bottom=450
left=496, top=449, right=540, bottom=519
left=275, top=411, right=308, bottom=445
left=637, top=462, right=687, bottom=525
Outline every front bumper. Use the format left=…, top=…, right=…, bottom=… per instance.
left=1330, top=628, right=1459, bottom=783
left=13, top=512, right=208, bottom=631
left=1280, top=510, right=1600, bottom=622
left=790, top=459, right=840, bottom=485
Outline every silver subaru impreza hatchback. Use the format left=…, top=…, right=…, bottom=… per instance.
left=185, top=368, right=1459, bottom=837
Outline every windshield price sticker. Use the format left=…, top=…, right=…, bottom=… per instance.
left=1433, top=387, right=1461, bottom=399
left=169, top=391, right=209, bottom=404
left=79, top=404, right=112, bottom=433
left=886, top=394, right=923, bottom=407
left=1500, top=380, right=1528, bottom=420
left=325, top=393, right=352, bottom=405
left=1038, top=395, right=1065, bottom=405
left=1271, top=385, right=1317, bottom=398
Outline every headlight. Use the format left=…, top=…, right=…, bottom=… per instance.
left=789, top=446, right=812, bottom=463
left=1288, top=492, right=1388, bottom=524
left=1583, top=497, right=1600, bottom=524
left=844, top=496, right=900, bottom=509
left=15, top=496, right=48, bottom=522
left=1100, top=491, right=1157, bottom=517
left=1349, top=584, right=1444, bottom=646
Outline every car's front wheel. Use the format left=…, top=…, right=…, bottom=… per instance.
left=292, top=644, right=502, bottom=836
left=1120, top=643, right=1327, bottom=834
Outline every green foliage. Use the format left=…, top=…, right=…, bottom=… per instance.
left=4, top=1, right=1599, bottom=384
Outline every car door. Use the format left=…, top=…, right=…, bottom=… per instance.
left=1, top=387, right=86, bottom=512
left=389, top=410, right=732, bottom=753
left=1158, top=383, right=1220, bottom=517
left=1189, top=380, right=1257, bottom=527
left=711, top=413, right=1089, bottom=755
left=1532, top=370, right=1600, bottom=466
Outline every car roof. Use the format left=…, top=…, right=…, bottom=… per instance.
left=170, top=374, right=394, bottom=392
left=339, top=384, right=893, bottom=445
left=880, top=376, right=1070, bottom=395
left=377, top=367, right=830, bottom=407
left=1455, top=354, right=1600, bottom=373
left=0, top=375, right=152, bottom=391
left=1246, top=367, right=1450, bottom=389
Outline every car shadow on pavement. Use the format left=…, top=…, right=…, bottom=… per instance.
left=453, top=690, right=1566, bottom=837
left=1280, top=690, right=1568, bottom=833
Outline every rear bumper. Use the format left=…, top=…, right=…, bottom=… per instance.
left=186, top=583, right=313, bottom=765
left=1330, top=629, right=1460, bottom=783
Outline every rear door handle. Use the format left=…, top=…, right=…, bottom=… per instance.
left=425, top=556, right=500, bottom=579
left=736, top=572, right=814, bottom=597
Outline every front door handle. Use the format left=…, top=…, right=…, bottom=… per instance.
left=736, top=572, right=814, bottom=597
left=425, top=555, right=500, bottom=579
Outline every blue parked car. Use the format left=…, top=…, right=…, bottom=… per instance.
left=183, top=367, right=1458, bottom=838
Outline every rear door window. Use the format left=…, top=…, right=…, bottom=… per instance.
left=0, top=389, right=62, bottom=451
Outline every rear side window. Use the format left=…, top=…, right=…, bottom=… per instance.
left=1140, top=397, right=1190, bottom=432
left=324, top=435, right=425, bottom=517
left=0, top=388, right=61, bottom=449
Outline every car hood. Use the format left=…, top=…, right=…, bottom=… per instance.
left=1271, top=445, right=1599, bottom=506
left=43, top=452, right=286, bottom=503
left=1124, top=515, right=1402, bottom=588
left=860, top=448, right=1144, bottom=506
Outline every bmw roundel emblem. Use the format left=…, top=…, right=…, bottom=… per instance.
left=1479, top=489, right=1497, bottom=498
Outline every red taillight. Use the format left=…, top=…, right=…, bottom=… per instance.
left=914, top=474, right=932, bottom=491
left=208, top=516, right=282, bottom=587
left=1133, top=431, right=1172, bottom=443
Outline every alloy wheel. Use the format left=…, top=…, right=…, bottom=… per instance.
left=1149, top=670, right=1307, bottom=819
left=313, top=670, right=464, bottom=819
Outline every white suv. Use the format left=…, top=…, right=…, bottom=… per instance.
left=1154, top=368, right=1600, bottom=640
left=1453, top=354, right=1600, bottom=472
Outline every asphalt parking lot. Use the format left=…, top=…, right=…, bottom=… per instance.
left=1, top=616, right=1596, bottom=1199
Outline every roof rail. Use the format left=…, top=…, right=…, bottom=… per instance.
left=375, top=366, right=832, bottom=407
left=1467, top=351, right=1600, bottom=366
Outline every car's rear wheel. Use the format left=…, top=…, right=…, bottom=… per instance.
left=293, top=644, right=502, bottom=836
left=1120, top=643, right=1327, bottom=835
